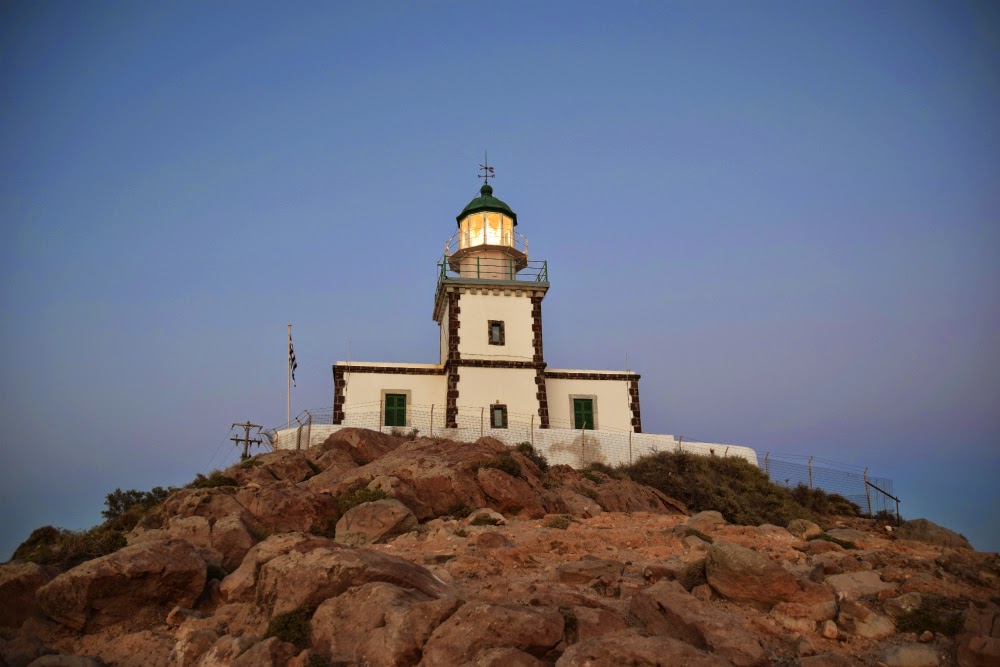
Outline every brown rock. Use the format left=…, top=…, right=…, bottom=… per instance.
left=629, top=579, right=767, bottom=666
left=643, top=556, right=706, bottom=589
left=255, top=539, right=453, bottom=616
left=161, top=488, right=253, bottom=524
left=250, top=450, right=318, bottom=483
left=685, top=510, right=726, bottom=532
left=787, top=519, right=823, bottom=540
left=199, top=634, right=258, bottom=667
left=231, top=637, right=299, bottom=667
left=798, top=653, right=853, bottom=667
left=318, top=428, right=401, bottom=465
left=209, top=514, right=257, bottom=571
left=705, top=541, right=800, bottom=608
left=825, top=571, right=898, bottom=599
left=220, top=533, right=332, bottom=603
left=836, top=599, right=894, bottom=639
left=804, top=540, right=844, bottom=555
left=820, top=620, right=838, bottom=639
left=771, top=602, right=817, bottom=634
left=0, top=634, right=54, bottom=667
left=882, top=643, right=939, bottom=667
left=234, top=481, right=339, bottom=534
left=475, top=531, right=515, bottom=550
left=309, top=447, right=359, bottom=480
left=335, top=499, right=417, bottom=545
left=885, top=592, right=923, bottom=618
left=169, top=629, right=218, bottom=667
left=594, top=479, right=689, bottom=514
left=310, top=581, right=462, bottom=665
left=556, top=559, right=625, bottom=585
left=421, top=603, right=563, bottom=666
left=477, top=468, right=546, bottom=518
left=0, top=561, right=56, bottom=628
left=555, top=629, right=732, bottom=667
left=897, top=518, right=973, bottom=549
left=469, top=647, right=547, bottom=666
left=956, top=602, right=1000, bottom=667
left=568, top=605, right=628, bottom=642
left=35, top=539, right=206, bottom=631
left=543, top=488, right=602, bottom=519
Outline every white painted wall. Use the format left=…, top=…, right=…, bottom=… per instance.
left=455, top=366, right=540, bottom=420
left=338, top=364, right=446, bottom=426
left=545, top=376, right=634, bottom=432
left=457, top=290, right=535, bottom=361
left=438, top=300, right=448, bottom=364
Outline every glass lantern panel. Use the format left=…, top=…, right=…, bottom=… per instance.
left=466, top=214, right=484, bottom=246
left=485, top=212, right=502, bottom=245
left=501, top=216, right=512, bottom=246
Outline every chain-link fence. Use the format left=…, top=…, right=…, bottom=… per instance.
left=265, top=404, right=898, bottom=519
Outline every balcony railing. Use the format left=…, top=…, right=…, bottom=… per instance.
left=437, top=255, right=549, bottom=284
left=445, top=228, right=528, bottom=256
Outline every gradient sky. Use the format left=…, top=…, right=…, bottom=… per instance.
left=2, top=1, right=998, bottom=559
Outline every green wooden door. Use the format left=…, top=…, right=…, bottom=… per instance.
left=573, top=398, right=594, bottom=430
left=384, top=394, right=406, bottom=427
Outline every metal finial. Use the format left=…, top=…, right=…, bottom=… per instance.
left=478, top=150, right=495, bottom=184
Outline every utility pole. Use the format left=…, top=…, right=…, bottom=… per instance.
left=231, top=421, right=264, bottom=461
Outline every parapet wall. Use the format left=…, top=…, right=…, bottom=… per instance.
left=270, top=422, right=759, bottom=469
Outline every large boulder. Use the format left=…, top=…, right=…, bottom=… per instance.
left=542, top=488, right=602, bottom=519
left=253, top=537, right=453, bottom=616
left=310, top=581, right=462, bottom=665
left=630, top=580, right=767, bottom=667
left=836, top=600, right=895, bottom=639
left=825, top=571, right=899, bottom=599
left=35, top=539, right=206, bottom=631
left=421, top=603, right=564, bottom=666
left=334, top=499, right=418, bottom=546
left=477, top=468, right=546, bottom=518
left=234, top=481, right=339, bottom=534
left=705, top=542, right=800, bottom=608
left=555, top=629, right=732, bottom=667
left=245, top=450, right=318, bottom=484
left=955, top=602, right=1000, bottom=667
left=220, top=533, right=332, bottom=603
left=897, top=519, right=973, bottom=549
left=0, top=561, right=56, bottom=628
left=317, top=428, right=401, bottom=465
left=787, top=519, right=823, bottom=540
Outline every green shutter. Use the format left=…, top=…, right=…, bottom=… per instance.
left=385, top=394, right=406, bottom=427
left=573, top=399, right=594, bottom=430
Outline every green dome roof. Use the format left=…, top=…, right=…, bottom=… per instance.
left=456, top=183, right=518, bottom=226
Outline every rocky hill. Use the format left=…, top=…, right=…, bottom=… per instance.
left=1, top=428, right=997, bottom=667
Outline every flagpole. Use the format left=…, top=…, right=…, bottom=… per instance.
left=287, top=323, right=292, bottom=427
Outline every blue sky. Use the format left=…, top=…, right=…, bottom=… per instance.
left=1, top=1, right=998, bottom=558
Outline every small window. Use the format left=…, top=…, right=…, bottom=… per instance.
left=488, top=320, right=505, bottom=346
left=384, top=394, right=406, bottom=427
left=490, top=404, right=508, bottom=429
left=573, top=398, right=595, bottom=430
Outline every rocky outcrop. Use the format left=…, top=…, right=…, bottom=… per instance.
left=335, top=499, right=418, bottom=545
left=897, top=518, right=973, bottom=550
left=421, top=603, right=564, bottom=666
left=556, top=629, right=732, bottom=666
left=36, top=539, right=206, bottom=631
left=0, top=562, right=56, bottom=628
left=630, top=580, right=767, bottom=666
left=705, top=541, right=800, bottom=608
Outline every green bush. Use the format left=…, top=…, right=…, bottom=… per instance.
left=545, top=515, right=571, bottom=530
left=587, top=462, right=625, bottom=480
left=808, top=533, right=857, bottom=550
left=102, top=486, right=171, bottom=521
left=13, top=524, right=127, bottom=569
left=896, top=594, right=964, bottom=636
left=264, top=606, right=315, bottom=649
left=620, top=451, right=821, bottom=526
left=471, top=453, right=522, bottom=478
left=579, top=470, right=606, bottom=485
left=187, top=470, right=239, bottom=489
left=788, top=484, right=860, bottom=517
left=515, top=442, right=549, bottom=472
left=336, top=487, right=391, bottom=514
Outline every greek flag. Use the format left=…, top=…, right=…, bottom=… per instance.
left=289, top=333, right=297, bottom=387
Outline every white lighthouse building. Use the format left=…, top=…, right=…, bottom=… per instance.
left=275, top=169, right=757, bottom=467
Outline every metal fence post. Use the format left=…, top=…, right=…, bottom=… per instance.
left=530, top=414, right=534, bottom=446
left=677, top=435, right=683, bottom=452
left=629, top=429, right=633, bottom=464
left=480, top=407, right=484, bottom=438
left=863, top=467, right=872, bottom=517
left=808, top=456, right=814, bottom=489
left=379, top=398, right=384, bottom=430
left=430, top=404, right=434, bottom=437
left=764, top=452, right=770, bottom=478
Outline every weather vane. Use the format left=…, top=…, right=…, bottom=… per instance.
left=478, top=151, right=495, bottom=184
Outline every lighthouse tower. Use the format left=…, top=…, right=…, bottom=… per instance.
left=433, top=171, right=551, bottom=429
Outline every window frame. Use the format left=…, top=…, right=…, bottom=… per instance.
left=570, top=396, right=597, bottom=430
left=488, top=320, right=505, bottom=346
left=490, top=403, right=508, bottom=429
left=382, top=392, right=408, bottom=427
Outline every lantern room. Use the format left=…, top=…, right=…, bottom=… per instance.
left=446, top=183, right=529, bottom=278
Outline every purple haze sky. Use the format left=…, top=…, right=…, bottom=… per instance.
left=1, top=1, right=998, bottom=558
